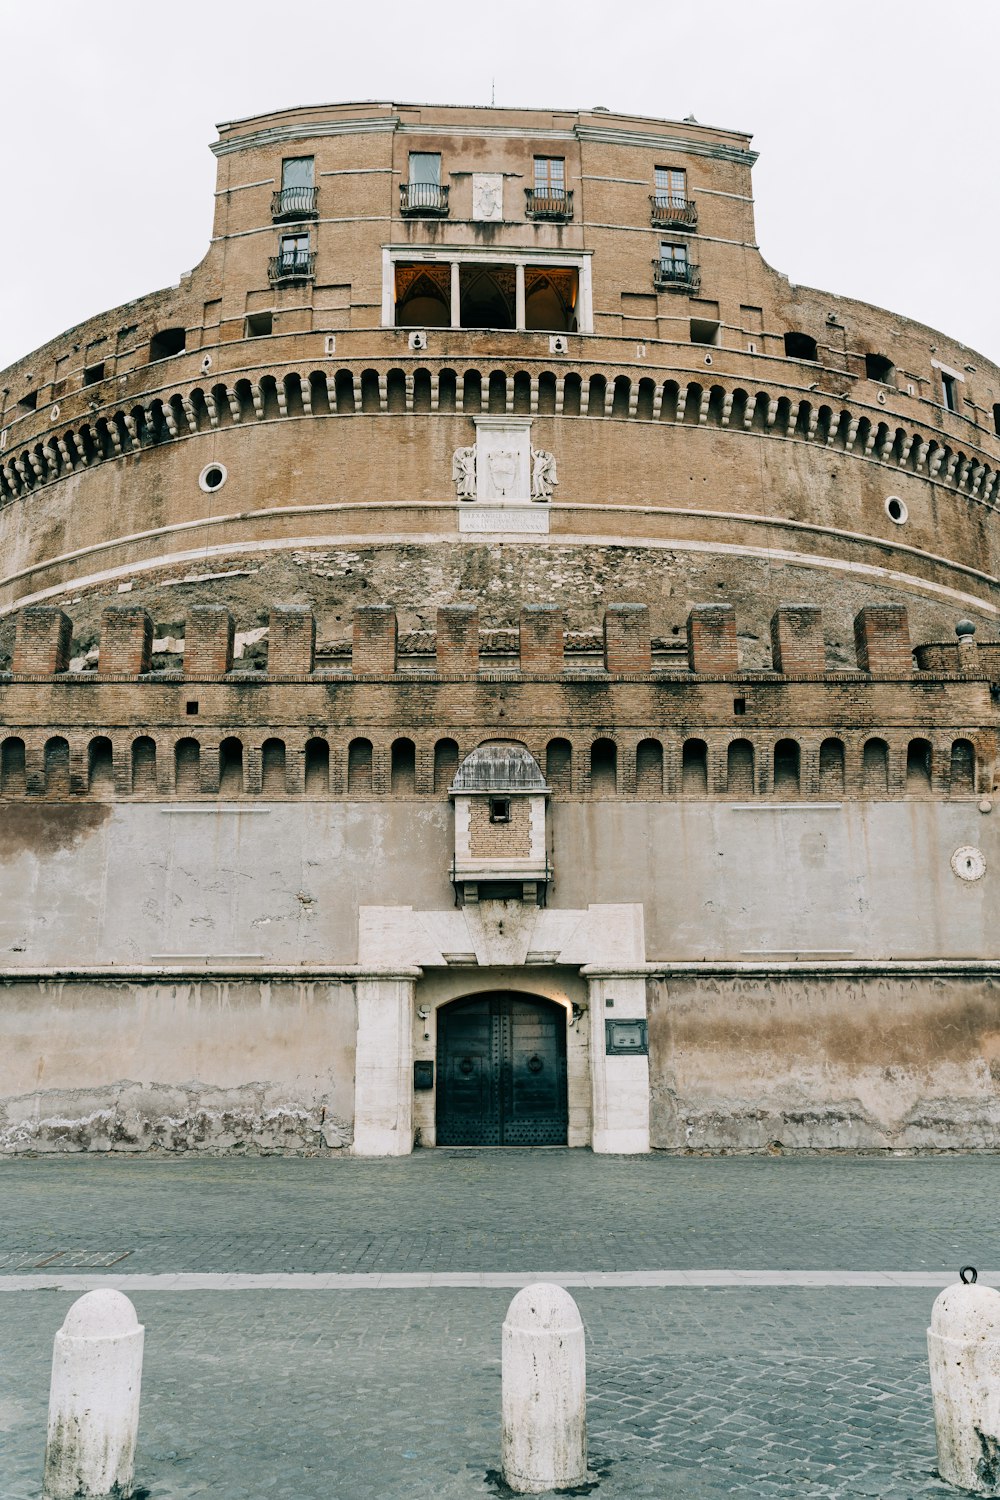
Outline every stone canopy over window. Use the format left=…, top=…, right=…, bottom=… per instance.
left=451, top=742, right=548, bottom=793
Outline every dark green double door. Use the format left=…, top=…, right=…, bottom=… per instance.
left=436, top=992, right=568, bottom=1146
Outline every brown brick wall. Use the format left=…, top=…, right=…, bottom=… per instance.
left=469, top=796, right=532, bottom=857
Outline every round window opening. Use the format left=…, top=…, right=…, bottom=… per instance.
left=885, top=496, right=907, bottom=524
left=199, top=463, right=227, bottom=493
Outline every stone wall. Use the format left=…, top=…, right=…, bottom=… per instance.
left=647, top=971, right=1000, bottom=1152
left=0, top=976, right=356, bottom=1154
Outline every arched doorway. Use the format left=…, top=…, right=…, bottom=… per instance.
left=436, top=992, right=568, bottom=1145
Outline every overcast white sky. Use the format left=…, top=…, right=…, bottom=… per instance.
left=1, top=0, right=997, bottom=370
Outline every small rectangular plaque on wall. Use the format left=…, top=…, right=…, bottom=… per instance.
left=605, top=1019, right=648, bottom=1056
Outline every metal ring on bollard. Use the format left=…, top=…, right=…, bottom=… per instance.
left=960, top=1265, right=978, bottom=1284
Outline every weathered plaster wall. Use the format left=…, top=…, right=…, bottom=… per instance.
left=0, top=801, right=994, bottom=967
left=648, top=973, right=1000, bottom=1151
left=0, top=976, right=356, bottom=1154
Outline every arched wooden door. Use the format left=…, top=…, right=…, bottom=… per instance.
left=436, top=992, right=568, bottom=1146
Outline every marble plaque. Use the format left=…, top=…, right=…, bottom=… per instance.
left=473, top=416, right=532, bottom=502
left=459, top=506, right=550, bottom=534
left=472, top=173, right=503, bottom=222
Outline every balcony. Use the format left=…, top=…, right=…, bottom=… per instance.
left=268, top=251, right=317, bottom=286
left=271, top=186, right=319, bottom=221
left=399, top=182, right=450, bottom=217
left=652, top=257, right=701, bottom=292
left=650, top=194, right=697, bottom=230
left=525, top=187, right=574, bottom=222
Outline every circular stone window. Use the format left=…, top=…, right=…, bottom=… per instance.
left=951, top=846, right=986, bottom=882
left=885, top=496, right=907, bottom=524
left=199, top=463, right=227, bottom=494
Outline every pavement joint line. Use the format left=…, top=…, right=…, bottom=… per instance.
left=0, top=1269, right=996, bottom=1292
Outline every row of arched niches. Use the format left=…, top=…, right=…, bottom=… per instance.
left=0, top=729, right=987, bottom=800
left=3, top=362, right=1000, bottom=509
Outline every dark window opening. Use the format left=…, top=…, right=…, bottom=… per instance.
left=489, top=797, right=511, bottom=824
left=245, top=311, right=273, bottom=338
left=202, top=466, right=225, bottom=491
left=18, top=390, right=37, bottom=411
left=460, top=265, right=515, bottom=330
left=784, top=331, right=818, bottom=361
left=149, top=327, right=186, bottom=362
left=83, top=362, right=105, bottom=386
left=185, top=700, right=199, bottom=715
left=690, top=318, right=721, bottom=346
left=941, top=372, right=959, bottom=412
left=993, top=404, right=1000, bottom=437
left=865, top=353, right=895, bottom=385
left=733, top=696, right=747, bottom=715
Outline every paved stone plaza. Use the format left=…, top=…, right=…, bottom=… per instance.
left=2, top=1151, right=997, bottom=1497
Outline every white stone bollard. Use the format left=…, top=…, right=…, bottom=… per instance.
left=43, top=1289, right=145, bottom=1500
left=928, top=1269, right=1000, bottom=1495
left=501, top=1282, right=588, bottom=1494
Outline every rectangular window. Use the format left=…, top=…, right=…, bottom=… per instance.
left=281, top=156, right=314, bottom=189
left=82, top=362, right=105, bottom=386
left=660, top=241, right=688, bottom=271
left=409, top=152, right=441, bottom=186
left=489, top=797, right=511, bottom=824
left=279, top=233, right=310, bottom=270
left=534, top=156, right=566, bottom=197
left=655, top=166, right=686, bottom=205
left=941, top=371, right=959, bottom=412
left=245, top=311, right=273, bottom=338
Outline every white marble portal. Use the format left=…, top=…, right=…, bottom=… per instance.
left=354, top=903, right=651, bottom=1156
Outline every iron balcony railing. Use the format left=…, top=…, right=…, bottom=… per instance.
left=652, top=257, right=701, bottom=292
left=525, top=187, right=574, bottom=220
left=268, top=251, right=317, bottom=285
left=649, top=194, right=697, bottom=229
left=271, top=186, right=319, bottom=221
left=399, top=182, right=450, bottom=215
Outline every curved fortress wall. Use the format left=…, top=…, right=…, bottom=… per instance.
left=0, top=102, right=997, bottom=1155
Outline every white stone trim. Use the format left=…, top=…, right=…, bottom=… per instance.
left=931, top=359, right=966, bottom=382
left=587, top=973, right=650, bottom=1154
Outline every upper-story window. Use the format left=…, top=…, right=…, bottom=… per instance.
left=653, top=241, right=699, bottom=291
left=784, top=331, right=818, bottom=361
left=865, top=353, right=896, bottom=386
left=401, top=153, right=449, bottom=215
left=526, top=157, right=573, bottom=220
left=269, top=232, right=315, bottom=285
left=941, top=371, right=959, bottom=413
left=651, top=166, right=696, bottom=228
left=272, top=157, right=317, bottom=221
left=149, top=327, right=186, bottom=363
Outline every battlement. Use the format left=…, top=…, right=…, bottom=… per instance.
left=0, top=598, right=993, bottom=804
left=7, top=598, right=998, bottom=681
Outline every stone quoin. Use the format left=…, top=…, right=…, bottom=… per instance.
left=0, top=100, right=997, bottom=1157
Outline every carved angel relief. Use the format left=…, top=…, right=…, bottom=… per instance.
left=452, top=446, right=477, bottom=500
left=530, top=448, right=558, bottom=501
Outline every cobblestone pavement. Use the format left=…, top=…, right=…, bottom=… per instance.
left=0, top=1150, right=995, bottom=1273
left=2, top=1152, right=996, bottom=1497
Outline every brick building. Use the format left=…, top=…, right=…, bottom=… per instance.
left=0, top=101, right=997, bottom=1155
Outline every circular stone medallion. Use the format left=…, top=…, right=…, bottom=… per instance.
left=951, top=846, right=987, bottom=882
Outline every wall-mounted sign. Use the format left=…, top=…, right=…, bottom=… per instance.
left=605, top=1019, right=648, bottom=1056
